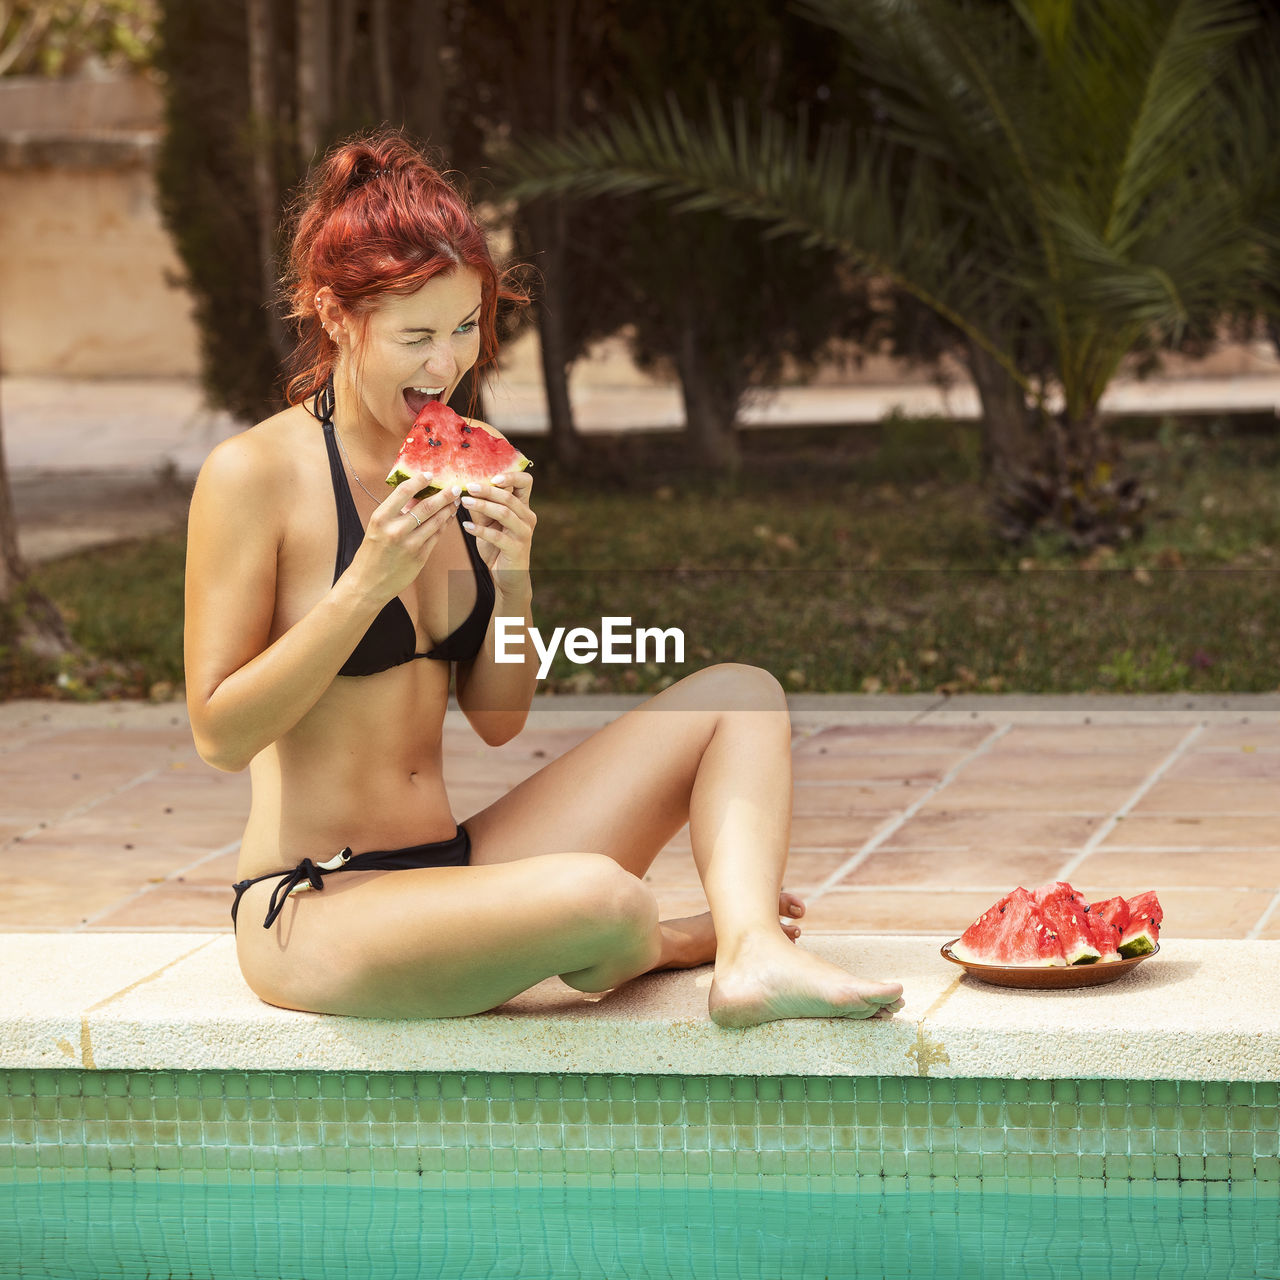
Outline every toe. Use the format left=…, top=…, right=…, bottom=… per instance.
left=779, top=890, right=805, bottom=919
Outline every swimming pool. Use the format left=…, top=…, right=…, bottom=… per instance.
left=3, top=1070, right=1276, bottom=1279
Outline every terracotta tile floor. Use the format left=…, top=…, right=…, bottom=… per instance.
left=1, top=698, right=1278, bottom=941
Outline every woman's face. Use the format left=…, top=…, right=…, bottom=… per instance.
left=344, top=269, right=483, bottom=437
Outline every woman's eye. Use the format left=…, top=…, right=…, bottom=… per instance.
left=455, top=320, right=479, bottom=336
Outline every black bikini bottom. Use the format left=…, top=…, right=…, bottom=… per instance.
left=231, top=824, right=471, bottom=931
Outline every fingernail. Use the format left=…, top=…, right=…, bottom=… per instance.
left=461, top=496, right=475, bottom=506
left=451, top=485, right=461, bottom=496
left=789, top=904, right=802, bottom=916
left=491, top=475, right=506, bottom=484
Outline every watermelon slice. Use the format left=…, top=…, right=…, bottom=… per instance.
left=951, top=887, right=1067, bottom=967
left=1086, top=896, right=1129, bottom=962
left=1032, top=881, right=1101, bottom=966
left=385, top=401, right=532, bottom=497
left=952, top=882, right=1164, bottom=968
left=1118, top=890, right=1163, bottom=958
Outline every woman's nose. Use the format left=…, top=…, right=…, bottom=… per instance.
left=422, top=343, right=455, bottom=385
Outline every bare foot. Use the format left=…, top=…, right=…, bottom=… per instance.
left=651, top=892, right=805, bottom=971
left=708, top=931, right=904, bottom=1028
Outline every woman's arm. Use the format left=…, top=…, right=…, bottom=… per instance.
left=183, top=431, right=453, bottom=771
left=451, top=470, right=539, bottom=746
left=455, top=573, right=537, bottom=746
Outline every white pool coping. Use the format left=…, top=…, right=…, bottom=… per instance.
left=3, top=934, right=1276, bottom=1081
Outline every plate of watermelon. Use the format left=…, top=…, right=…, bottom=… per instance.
left=941, top=881, right=1162, bottom=989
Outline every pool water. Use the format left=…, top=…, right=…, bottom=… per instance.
left=2, top=1180, right=1276, bottom=1279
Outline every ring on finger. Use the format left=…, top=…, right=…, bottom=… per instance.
left=408, top=509, right=423, bottom=528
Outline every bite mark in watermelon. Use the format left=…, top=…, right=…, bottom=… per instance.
left=951, top=887, right=1067, bottom=967
left=1118, top=890, right=1163, bottom=958
left=386, top=401, right=532, bottom=498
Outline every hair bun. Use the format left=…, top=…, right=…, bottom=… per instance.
left=348, top=155, right=392, bottom=190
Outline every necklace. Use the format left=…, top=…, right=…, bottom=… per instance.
left=332, top=420, right=384, bottom=506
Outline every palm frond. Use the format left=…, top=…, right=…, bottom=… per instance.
left=497, top=93, right=1027, bottom=388
left=1094, top=0, right=1254, bottom=244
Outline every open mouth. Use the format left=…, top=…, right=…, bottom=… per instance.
left=403, top=386, right=446, bottom=416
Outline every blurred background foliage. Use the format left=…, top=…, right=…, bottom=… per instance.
left=0, top=0, right=156, bottom=76
left=139, top=0, right=1278, bottom=551
left=500, top=0, right=1280, bottom=549
left=1, top=0, right=1277, bottom=698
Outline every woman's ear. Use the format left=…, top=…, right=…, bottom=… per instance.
left=314, top=286, right=347, bottom=346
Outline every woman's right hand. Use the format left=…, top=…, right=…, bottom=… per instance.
left=348, top=472, right=460, bottom=603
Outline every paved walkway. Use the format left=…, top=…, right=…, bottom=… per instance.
left=2, top=695, right=1277, bottom=941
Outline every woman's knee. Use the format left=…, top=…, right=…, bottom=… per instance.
left=684, top=662, right=788, bottom=715
left=551, top=852, right=659, bottom=950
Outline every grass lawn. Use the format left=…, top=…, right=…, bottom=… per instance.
left=8, top=413, right=1279, bottom=699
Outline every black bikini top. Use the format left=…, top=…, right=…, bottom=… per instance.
left=315, top=386, right=495, bottom=677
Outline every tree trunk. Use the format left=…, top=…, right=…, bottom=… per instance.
left=370, top=0, right=393, bottom=121
left=403, top=1, right=445, bottom=142
left=246, top=0, right=288, bottom=361
left=992, top=405, right=1147, bottom=550
left=295, top=0, right=330, bottom=164
left=530, top=0, right=582, bottom=471
left=536, top=286, right=580, bottom=470
left=0, top=378, right=74, bottom=659
left=966, top=337, right=1032, bottom=477
left=0, top=389, right=23, bottom=603
left=675, top=316, right=741, bottom=474
left=454, top=365, right=487, bottom=424
left=333, top=0, right=356, bottom=121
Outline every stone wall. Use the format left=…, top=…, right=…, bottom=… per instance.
left=0, top=73, right=200, bottom=377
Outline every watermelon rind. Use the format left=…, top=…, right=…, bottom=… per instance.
left=387, top=451, right=533, bottom=498
left=1117, top=890, right=1162, bottom=959
left=1117, top=933, right=1156, bottom=958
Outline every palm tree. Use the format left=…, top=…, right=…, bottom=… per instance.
left=498, top=0, right=1278, bottom=548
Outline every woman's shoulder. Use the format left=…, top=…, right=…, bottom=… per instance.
left=195, top=402, right=318, bottom=495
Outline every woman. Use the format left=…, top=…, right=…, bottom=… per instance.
left=184, top=130, right=904, bottom=1026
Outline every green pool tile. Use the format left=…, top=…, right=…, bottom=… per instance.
left=656, top=1077, right=683, bottom=1101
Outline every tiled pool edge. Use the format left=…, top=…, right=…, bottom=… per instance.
left=3, top=934, right=1278, bottom=1080
left=4, top=934, right=1277, bottom=1208
left=4, top=1070, right=1277, bottom=1196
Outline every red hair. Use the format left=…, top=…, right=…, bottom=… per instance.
left=281, top=129, right=526, bottom=409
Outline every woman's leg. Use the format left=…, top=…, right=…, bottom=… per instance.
left=234, top=851, right=671, bottom=1019
left=462, top=663, right=904, bottom=1026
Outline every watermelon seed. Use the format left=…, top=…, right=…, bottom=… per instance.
left=461, top=442, right=471, bottom=449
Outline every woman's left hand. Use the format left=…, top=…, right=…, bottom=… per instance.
left=458, top=461, right=535, bottom=577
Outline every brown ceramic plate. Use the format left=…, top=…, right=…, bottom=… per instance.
left=940, top=940, right=1158, bottom=989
